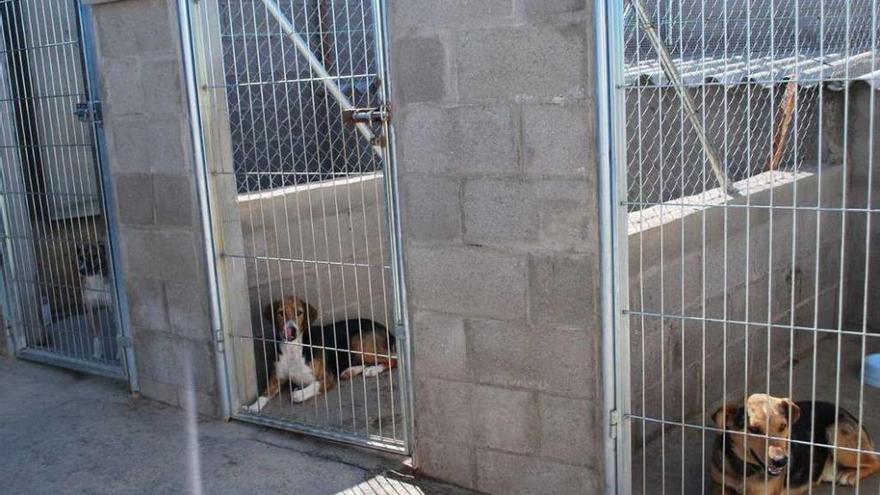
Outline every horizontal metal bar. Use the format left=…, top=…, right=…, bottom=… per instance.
left=623, top=309, right=880, bottom=340
left=623, top=201, right=880, bottom=214
left=232, top=412, right=407, bottom=454
left=623, top=76, right=880, bottom=90
left=222, top=252, right=388, bottom=270
left=211, top=71, right=379, bottom=90
left=17, top=348, right=126, bottom=381
left=626, top=414, right=880, bottom=457
left=230, top=335, right=398, bottom=360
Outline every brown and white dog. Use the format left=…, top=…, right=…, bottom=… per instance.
left=247, top=296, right=396, bottom=412
left=76, top=242, right=112, bottom=360
left=712, top=393, right=880, bottom=494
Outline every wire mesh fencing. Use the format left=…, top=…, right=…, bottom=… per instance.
left=614, top=0, right=880, bottom=493
left=186, top=0, right=408, bottom=452
left=0, top=0, right=126, bottom=377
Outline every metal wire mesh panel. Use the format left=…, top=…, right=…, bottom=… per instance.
left=611, top=0, right=880, bottom=493
left=185, top=0, right=409, bottom=452
left=0, top=0, right=127, bottom=378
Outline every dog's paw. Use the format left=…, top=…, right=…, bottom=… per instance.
left=291, top=389, right=308, bottom=403
left=837, top=469, right=859, bottom=486
left=246, top=396, right=270, bottom=413
left=340, top=366, right=364, bottom=380
left=363, top=365, right=386, bottom=377
left=91, top=337, right=104, bottom=360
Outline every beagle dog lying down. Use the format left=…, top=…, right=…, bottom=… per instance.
left=712, top=393, right=880, bottom=494
left=247, top=296, right=396, bottom=412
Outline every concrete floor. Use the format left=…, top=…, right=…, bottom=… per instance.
left=0, top=355, right=471, bottom=495
left=253, top=369, right=405, bottom=449
left=634, top=334, right=880, bottom=494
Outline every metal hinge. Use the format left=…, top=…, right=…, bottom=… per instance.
left=342, top=104, right=391, bottom=126
left=73, top=100, right=102, bottom=123
left=214, top=328, right=225, bottom=352
left=609, top=409, right=620, bottom=439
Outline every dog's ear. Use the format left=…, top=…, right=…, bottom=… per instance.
left=780, top=399, right=801, bottom=424
left=263, top=301, right=277, bottom=324
left=713, top=403, right=739, bottom=429
left=306, top=303, right=318, bottom=325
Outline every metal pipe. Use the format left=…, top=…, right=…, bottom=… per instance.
left=177, top=0, right=231, bottom=419
left=258, top=0, right=384, bottom=160
left=596, top=0, right=623, bottom=492
left=628, top=0, right=736, bottom=197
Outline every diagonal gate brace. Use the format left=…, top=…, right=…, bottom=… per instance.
left=258, top=0, right=386, bottom=161
left=629, top=0, right=738, bottom=197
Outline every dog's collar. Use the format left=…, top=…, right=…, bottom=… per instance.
left=724, top=434, right=764, bottom=477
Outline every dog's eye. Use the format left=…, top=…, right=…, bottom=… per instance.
left=748, top=426, right=761, bottom=434
left=297, top=309, right=304, bottom=316
left=778, top=423, right=786, bottom=432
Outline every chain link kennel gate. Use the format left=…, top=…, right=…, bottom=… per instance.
left=599, top=0, right=880, bottom=493
left=0, top=0, right=135, bottom=382
left=181, top=0, right=411, bottom=452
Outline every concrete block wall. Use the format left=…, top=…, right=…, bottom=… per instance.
left=844, top=84, right=880, bottom=330
left=389, top=2, right=604, bottom=493
left=86, top=0, right=218, bottom=415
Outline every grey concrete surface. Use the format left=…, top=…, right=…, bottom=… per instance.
left=0, top=356, right=473, bottom=495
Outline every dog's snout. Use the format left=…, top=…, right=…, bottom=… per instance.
left=770, top=456, right=788, bottom=468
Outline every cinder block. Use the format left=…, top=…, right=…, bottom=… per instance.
left=126, top=276, right=168, bottom=331
left=406, top=245, right=527, bottom=321
left=393, top=37, right=446, bottom=104
left=528, top=253, right=597, bottom=327
left=141, top=56, right=184, bottom=116
left=178, top=387, right=219, bottom=417
left=137, top=377, right=179, bottom=407
left=532, top=180, right=595, bottom=252
left=115, top=173, right=154, bottom=226
left=476, top=448, right=598, bottom=495
left=415, top=438, right=476, bottom=489
left=122, top=228, right=200, bottom=282
left=472, top=385, right=537, bottom=453
left=165, top=280, right=211, bottom=341
left=94, top=0, right=177, bottom=59
left=402, top=176, right=462, bottom=242
left=102, top=58, right=144, bottom=117
left=133, top=328, right=216, bottom=393
left=454, top=23, right=585, bottom=99
left=414, top=377, right=474, bottom=443
left=463, top=178, right=535, bottom=244
left=412, top=310, right=469, bottom=380
left=391, top=0, right=513, bottom=33
left=469, top=318, right=597, bottom=398
left=522, top=102, right=594, bottom=178
left=521, top=0, right=586, bottom=15
left=112, top=118, right=187, bottom=174
left=539, top=394, right=599, bottom=466
left=397, top=103, right=518, bottom=176
left=152, top=173, right=195, bottom=227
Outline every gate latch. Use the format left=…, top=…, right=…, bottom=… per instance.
left=342, top=105, right=391, bottom=126
left=73, top=101, right=102, bottom=123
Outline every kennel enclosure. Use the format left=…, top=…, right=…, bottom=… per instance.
left=597, top=0, right=880, bottom=493
left=0, top=0, right=136, bottom=384
left=182, top=0, right=412, bottom=452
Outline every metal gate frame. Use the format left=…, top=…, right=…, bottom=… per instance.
left=0, top=0, right=138, bottom=388
left=177, top=0, right=414, bottom=453
left=596, top=0, right=631, bottom=493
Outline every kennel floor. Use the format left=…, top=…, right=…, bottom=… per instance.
left=246, top=368, right=406, bottom=446
left=633, top=334, right=880, bottom=494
